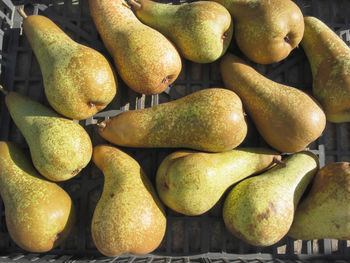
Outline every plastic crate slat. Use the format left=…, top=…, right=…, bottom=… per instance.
left=323, top=239, right=332, bottom=255
left=1, top=0, right=14, bottom=10
left=0, top=10, right=11, bottom=26
left=200, top=215, right=210, bottom=253
left=184, top=220, right=190, bottom=254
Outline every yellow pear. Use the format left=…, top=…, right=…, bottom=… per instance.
left=18, top=9, right=117, bottom=120
left=92, top=145, right=166, bottom=256
left=302, top=16, right=350, bottom=123
left=89, top=0, right=182, bottom=95
left=0, top=141, right=75, bottom=252
left=223, top=151, right=319, bottom=246
left=98, top=88, right=247, bottom=152
left=213, top=0, right=304, bottom=64
left=220, top=53, right=326, bottom=153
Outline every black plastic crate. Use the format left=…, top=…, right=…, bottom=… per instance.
left=0, top=0, right=349, bottom=262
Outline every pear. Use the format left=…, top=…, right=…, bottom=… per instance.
left=213, top=0, right=304, bottom=64
left=89, top=0, right=181, bottom=95
left=17, top=9, right=117, bottom=120
left=288, top=162, right=350, bottom=240
left=302, top=16, right=350, bottom=123
left=2, top=88, right=92, bottom=181
left=98, top=88, right=247, bottom=152
left=156, top=147, right=281, bottom=216
left=223, top=151, right=319, bottom=246
left=0, top=141, right=75, bottom=252
left=92, top=145, right=166, bottom=257
left=220, top=53, right=326, bottom=153
left=128, top=0, right=233, bottom=63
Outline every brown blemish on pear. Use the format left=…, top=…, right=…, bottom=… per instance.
left=223, top=151, right=319, bottom=246
left=89, top=0, right=181, bottom=95
left=302, top=16, right=350, bottom=123
left=0, top=141, right=75, bottom=252
left=128, top=0, right=233, bottom=63
left=91, top=145, right=166, bottom=257
left=220, top=53, right=326, bottom=153
left=98, top=88, right=248, bottom=152
left=18, top=9, right=117, bottom=120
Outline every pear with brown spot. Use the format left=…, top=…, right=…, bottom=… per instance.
left=97, top=88, right=247, bottom=152
left=89, top=0, right=181, bottom=95
left=289, top=162, right=350, bottom=240
left=0, top=141, right=75, bottom=252
left=213, top=0, right=304, bottom=64
left=220, top=53, right=326, bottom=153
left=156, top=147, right=281, bottom=216
left=223, top=151, right=319, bottom=247
left=17, top=9, right=117, bottom=120
left=92, top=145, right=166, bottom=257
left=2, top=89, right=92, bottom=181
left=302, top=17, right=350, bottom=123
left=128, top=0, right=233, bottom=63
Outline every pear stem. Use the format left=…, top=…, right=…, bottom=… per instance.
left=17, top=8, right=28, bottom=19
left=128, top=0, right=142, bottom=9
left=273, top=157, right=287, bottom=167
left=0, top=85, right=8, bottom=96
left=97, top=122, right=106, bottom=129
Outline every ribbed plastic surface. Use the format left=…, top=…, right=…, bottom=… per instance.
left=0, top=0, right=349, bottom=262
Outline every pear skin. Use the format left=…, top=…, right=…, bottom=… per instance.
left=0, top=141, right=75, bottom=252
left=213, top=0, right=304, bottom=64
left=128, top=0, right=233, bottom=63
left=223, top=151, right=319, bottom=246
left=89, top=0, right=182, bottom=95
left=156, top=147, right=281, bottom=216
left=220, top=53, right=326, bottom=153
left=289, top=162, right=350, bottom=240
left=302, top=16, right=350, bottom=123
left=92, top=145, right=166, bottom=257
left=98, top=88, right=247, bottom=152
left=4, top=91, right=92, bottom=181
left=19, top=11, right=117, bottom=120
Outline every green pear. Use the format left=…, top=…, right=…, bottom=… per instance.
left=89, top=0, right=182, bottom=95
left=92, top=145, right=166, bottom=257
left=289, top=162, right=350, bottom=240
left=156, top=147, right=281, bottom=216
left=0, top=141, right=75, bottom=252
left=302, top=16, right=350, bottom=123
left=213, top=0, right=304, bottom=64
left=128, top=0, right=233, bottom=63
left=98, top=88, right=247, bottom=152
left=220, top=53, right=326, bottom=153
left=223, top=151, right=319, bottom=246
left=18, top=9, right=117, bottom=120
left=2, top=89, right=92, bottom=181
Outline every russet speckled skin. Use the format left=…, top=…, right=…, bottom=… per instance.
left=23, top=15, right=117, bottom=120
left=156, top=147, right=281, bottom=216
left=5, top=92, right=92, bottom=181
left=214, top=0, right=304, bottom=64
left=302, top=17, right=350, bottom=123
left=89, top=0, right=182, bottom=95
left=220, top=53, right=326, bottom=153
left=0, top=142, right=75, bottom=252
left=92, top=145, right=166, bottom=257
left=130, top=0, right=233, bottom=63
left=98, top=88, right=247, bottom=152
left=288, top=162, right=350, bottom=240
left=223, top=151, right=319, bottom=247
